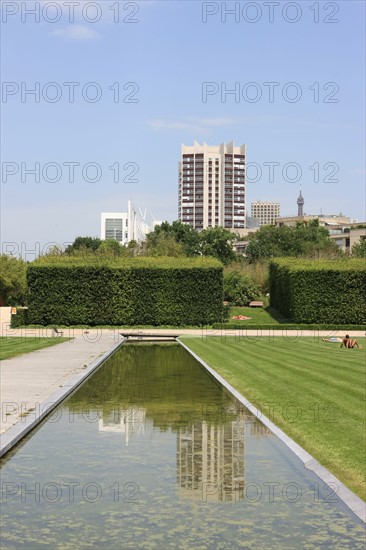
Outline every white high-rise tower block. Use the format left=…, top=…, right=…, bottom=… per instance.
left=178, top=141, right=246, bottom=231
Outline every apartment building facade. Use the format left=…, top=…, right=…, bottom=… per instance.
left=251, top=201, right=280, bottom=226
left=178, top=141, right=246, bottom=231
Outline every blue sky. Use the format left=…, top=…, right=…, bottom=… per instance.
left=1, top=0, right=365, bottom=254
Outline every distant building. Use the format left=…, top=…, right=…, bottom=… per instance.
left=297, top=190, right=304, bottom=216
left=329, top=227, right=366, bottom=253
left=277, top=192, right=352, bottom=229
left=251, top=201, right=280, bottom=226
left=275, top=214, right=352, bottom=228
left=101, top=200, right=160, bottom=245
left=178, top=141, right=246, bottom=231
left=275, top=211, right=366, bottom=253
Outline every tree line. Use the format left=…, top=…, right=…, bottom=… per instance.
left=1, top=219, right=365, bottom=306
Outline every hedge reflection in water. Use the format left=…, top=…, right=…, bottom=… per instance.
left=66, top=343, right=242, bottom=431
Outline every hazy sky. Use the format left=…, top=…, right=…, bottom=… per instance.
left=1, top=0, right=365, bottom=257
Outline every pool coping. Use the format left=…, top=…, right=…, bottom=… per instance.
left=178, top=339, right=366, bottom=524
left=0, top=339, right=125, bottom=459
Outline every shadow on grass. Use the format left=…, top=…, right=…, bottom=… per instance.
left=265, top=306, right=291, bottom=323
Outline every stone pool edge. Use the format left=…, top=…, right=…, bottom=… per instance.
left=178, top=339, right=366, bottom=524
left=0, top=339, right=126, bottom=459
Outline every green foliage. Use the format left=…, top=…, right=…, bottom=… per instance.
left=0, top=254, right=27, bottom=305
left=246, top=220, right=341, bottom=262
left=226, top=260, right=269, bottom=294
left=269, top=259, right=366, bottom=324
left=32, top=255, right=220, bottom=268
left=223, top=270, right=261, bottom=306
left=10, top=307, right=29, bottom=327
left=49, top=236, right=141, bottom=259
left=43, top=244, right=64, bottom=256
left=146, top=221, right=237, bottom=265
left=350, top=224, right=366, bottom=230
left=26, top=257, right=224, bottom=326
left=351, top=239, right=366, bottom=258
left=146, top=221, right=200, bottom=257
left=147, top=233, right=185, bottom=257
left=126, top=240, right=140, bottom=257
left=66, top=236, right=102, bottom=254
left=97, top=239, right=126, bottom=257
left=199, top=226, right=237, bottom=266
left=212, top=322, right=365, bottom=330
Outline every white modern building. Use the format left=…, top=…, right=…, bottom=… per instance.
left=178, top=141, right=246, bottom=231
left=101, top=200, right=160, bottom=245
left=251, top=201, right=280, bottom=226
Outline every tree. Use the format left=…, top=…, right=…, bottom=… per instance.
left=42, top=244, right=64, bottom=257
left=66, top=236, right=102, bottom=254
left=293, top=219, right=340, bottom=257
left=0, top=255, right=27, bottom=306
left=97, top=239, right=126, bottom=257
left=126, top=240, right=139, bottom=257
left=223, top=270, right=261, bottom=306
left=146, top=222, right=239, bottom=264
left=199, top=227, right=237, bottom=265
left=146, top=221, right=200, bottom=257
left=147, top=233, right=185, bottom=257
left=246, top=220, right=340, bottom=262
left=351, top=238, right=366, bottom=258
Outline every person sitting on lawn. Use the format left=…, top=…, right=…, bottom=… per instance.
left=340, top=335, right=362, bottom=349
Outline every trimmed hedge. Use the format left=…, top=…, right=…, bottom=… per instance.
left=269, top=259, right=366, bottom=324
left=212, top=323, right=366, bottom=331
left=26, top=257, right=224, bottom=326
left=10, top=307, right=29, bottom=327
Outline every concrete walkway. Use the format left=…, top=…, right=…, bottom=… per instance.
left=0, top=331, right=117, bottom=435
left=3, top=325, right=366, bottom=339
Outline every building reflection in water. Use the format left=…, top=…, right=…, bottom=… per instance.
left=177, top=404, right=273, bottom=502
left=98, top=407, right=146, bottom=446
left=96, top=400, right=273, bottom=502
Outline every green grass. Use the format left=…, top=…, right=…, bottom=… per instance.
left=228, top=306, right=288, bottom=324
left=181, top=336, right=366, bottom=500
left=0, top=337, right=70, bottom=361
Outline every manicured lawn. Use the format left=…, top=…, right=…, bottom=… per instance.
left=0, top=337, right=70, bottom=361
left=181, top=336, right=366, bottom=499
left=229, top=306, right=288, bottom=324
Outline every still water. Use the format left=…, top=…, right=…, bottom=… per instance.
left=1, top=343, right=365, bottom=549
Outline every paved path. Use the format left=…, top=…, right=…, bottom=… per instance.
left=3, top=326, right=366, bottom=338
left=0, top=331, right=117, bottom=435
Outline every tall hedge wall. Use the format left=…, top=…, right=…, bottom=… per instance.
left=269, top=259, right=366, bottom=324
left=10, top=307, right=29, bottom=328
left=26, top=257, right=224, bottom=326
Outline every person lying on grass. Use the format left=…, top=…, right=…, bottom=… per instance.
left=340, top=335, right=362, bottom=349
left=322, top=337, right=342, bottom=343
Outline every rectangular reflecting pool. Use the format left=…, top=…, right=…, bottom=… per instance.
left=1, top=343, right=365, bottom=549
